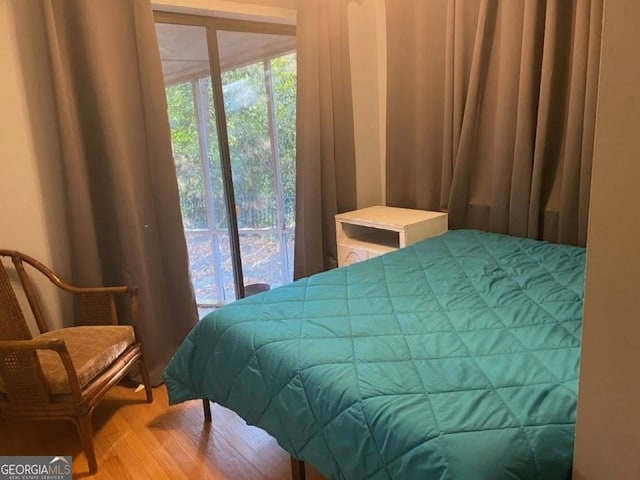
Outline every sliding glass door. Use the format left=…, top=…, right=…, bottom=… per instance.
left=155, top=15, right=296, bottom=306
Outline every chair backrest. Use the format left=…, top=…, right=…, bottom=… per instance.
left=0, top=257, right=32, bottom=341
left=0, top=251, right=59, bottom=336
left=1, top=250, right=123, bottom=331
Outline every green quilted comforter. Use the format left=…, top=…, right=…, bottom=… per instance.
left=164, top=230, right=585, bottom=479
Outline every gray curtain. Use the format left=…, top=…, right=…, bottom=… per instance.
left=386, top=0, right=603, bottom=246
left=294, top=0, right=357, bottom=278
left=43, top=0, right=198, bottom=384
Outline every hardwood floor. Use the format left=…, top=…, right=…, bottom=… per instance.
left=0, top=385, right=326, bottom=480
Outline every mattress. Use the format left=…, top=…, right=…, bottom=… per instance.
left=164, top=229, right=585, bottom=479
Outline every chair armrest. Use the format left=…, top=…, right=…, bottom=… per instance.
left=53, top=283, right=136, bottom=297
left=0, top=338, right=65, bottom=351
left=0, top=338, right=83, bottom=402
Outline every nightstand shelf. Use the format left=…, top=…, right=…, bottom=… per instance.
left=335, top=206, right=448, bottom=267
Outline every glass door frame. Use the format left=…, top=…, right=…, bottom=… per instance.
left=154, top=11, right=296, bottom=301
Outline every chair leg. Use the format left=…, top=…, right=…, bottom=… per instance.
left=76, top=413, right=97, bottom=474
left=138, top=357, right=153, bottom=403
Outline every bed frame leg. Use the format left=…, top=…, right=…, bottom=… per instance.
left=290, top=457, right=306, bottom=480
left=202, top=398, right=212, bottom=423
left=201, top=399, right=302, bottom=478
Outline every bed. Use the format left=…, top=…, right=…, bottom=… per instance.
left=164, top=229, right=585, bottom=479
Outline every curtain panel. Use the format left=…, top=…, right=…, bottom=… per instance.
left=43, top=0, right=198, bottom=384
left=294, top=0, right=357, bottom=278
left=386, top=0, right=603, bottom=246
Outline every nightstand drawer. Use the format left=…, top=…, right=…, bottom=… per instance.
left=337, top=244, right=369, bottom=266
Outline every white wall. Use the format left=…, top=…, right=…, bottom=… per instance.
left=0, top=2, right=55, bottom=259
left=0, top=1, right=69, bottom=331
left=573, top=1, right=640, bottom=478
left=348, top=0, right=386, bottom=208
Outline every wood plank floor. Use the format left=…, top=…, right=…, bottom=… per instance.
left=0, top=385, right=326, bottom=480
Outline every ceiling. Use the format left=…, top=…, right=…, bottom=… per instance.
left=155, top=23, right=295, bottom=85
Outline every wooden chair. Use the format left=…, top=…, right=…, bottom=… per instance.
left=0, top=249, right=153, bottom=473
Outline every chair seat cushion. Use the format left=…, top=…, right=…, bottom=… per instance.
left=35, top=326, right=136, bottom=394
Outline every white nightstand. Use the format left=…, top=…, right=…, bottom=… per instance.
left=335, top=206, right=448, bottom=267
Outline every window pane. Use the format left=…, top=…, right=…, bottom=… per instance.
left=217, top=29, right=297, bottom=289
left=157, top=22, right=234, bottom=306
left=216, top=232, right=236, bottom=301
left=285, top=232, right=295, bottom=281
left=240, top=233, right=283, bottom=288
left=184, top=231, right=218, bottom=305
left=221, top=60, right=277, bottom=230
left=200, top=76, right=228, bottom=231
left=158, top=21, right=297, bottom=305
left=272, top=53, right=297, bottom=229
left=166, top=81, right=206, bottom=229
